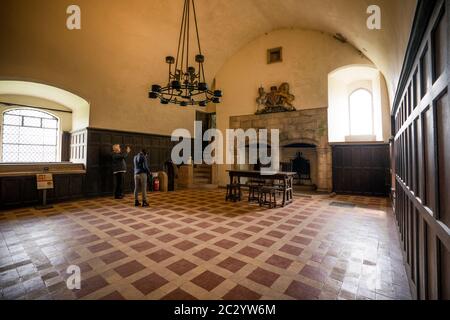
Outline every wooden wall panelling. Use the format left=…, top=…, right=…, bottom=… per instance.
left=61, top=132, right=71, bottom=162
left=392, top=0, right=450, bottom=300
left=436, top=92, right=450, bottom=228
left=83, top=128, right=192, bottom=198
left=0, top=174, right=83, bottom=209
left=332, top=144, right=390, bottom=196
left=1, top=127, right=190, bottom=209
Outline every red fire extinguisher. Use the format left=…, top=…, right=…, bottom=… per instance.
left=153, top=177, right=160, bottom=192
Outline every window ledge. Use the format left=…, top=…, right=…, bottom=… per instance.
left=330, top=141, right=388, bottom=146
left=345, top=135, right=377, bottom=142
left=0, top=163, right=85, bottom=177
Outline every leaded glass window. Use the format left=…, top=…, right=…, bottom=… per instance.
left=1, top=109, right=59, bottom=162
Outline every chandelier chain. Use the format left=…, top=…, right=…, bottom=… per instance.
left=149, top=0, right=222, bottom=106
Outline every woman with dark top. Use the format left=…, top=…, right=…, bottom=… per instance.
left=112, top=144, right=131, bottom=199
left=133, top=149, right=150, bottom=207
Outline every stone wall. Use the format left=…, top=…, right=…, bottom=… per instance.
left=229, top=107, right=332, bottom=192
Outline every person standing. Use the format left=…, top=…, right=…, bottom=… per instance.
left=112, top=144, right=131, bottom=199
left=164, top=159, right=178, bottom=192
left=133, top=149, right=150, bottom=207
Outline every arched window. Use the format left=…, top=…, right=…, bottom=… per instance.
left=2, top=108, right=59, bottom=162
left=348, top=89, right=374, bottom=136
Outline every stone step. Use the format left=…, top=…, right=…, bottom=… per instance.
left=194, top=164, right=211, bottom=169
left=194, top=181, right=212, bottom=186
left=194, top=172, right=211, bottom=178
left=194, top=166, right=211, bottom=171
left=194, top=172, right=211, bottom=177
left=193, top=164, right=212, bottom=185
left=194, top=175, right=211, bottom=181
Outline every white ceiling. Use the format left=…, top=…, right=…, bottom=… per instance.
left=0, top=0, right=417, bottom=105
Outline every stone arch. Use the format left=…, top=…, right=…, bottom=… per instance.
left=328, top=65, right=389, bottom=142
left=281, top=138, right=320, bottom=148
left=0, top=80, right=90, bottom=131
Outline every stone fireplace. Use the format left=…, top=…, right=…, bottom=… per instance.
left=229, top=107, right=332, bottom=192
left=282, top=143, right=317, bottom=189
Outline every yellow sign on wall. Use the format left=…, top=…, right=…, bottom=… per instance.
left=36, top=174, right=54, bottom=190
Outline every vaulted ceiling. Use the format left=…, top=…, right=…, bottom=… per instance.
left=0, top=0, right=416, bottom=106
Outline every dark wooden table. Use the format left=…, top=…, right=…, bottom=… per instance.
left=227, top=170, right=296, bottom=207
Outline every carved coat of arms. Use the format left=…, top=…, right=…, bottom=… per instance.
left=256, top=83, right=296, bottom=115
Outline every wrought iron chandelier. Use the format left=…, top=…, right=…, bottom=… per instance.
left=149, top=0, right=222, bottom=107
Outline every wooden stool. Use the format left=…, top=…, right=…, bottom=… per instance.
left=226, top=184, right=242, bottom=202
left=248, top=184, right=261, bottom=203
left=259, top=186, right=277, bottom=209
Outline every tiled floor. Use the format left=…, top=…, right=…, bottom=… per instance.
left=0, top=189, right=412, bottom=300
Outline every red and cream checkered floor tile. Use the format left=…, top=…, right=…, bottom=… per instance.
left=0, top=190, right=411, bottom=300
